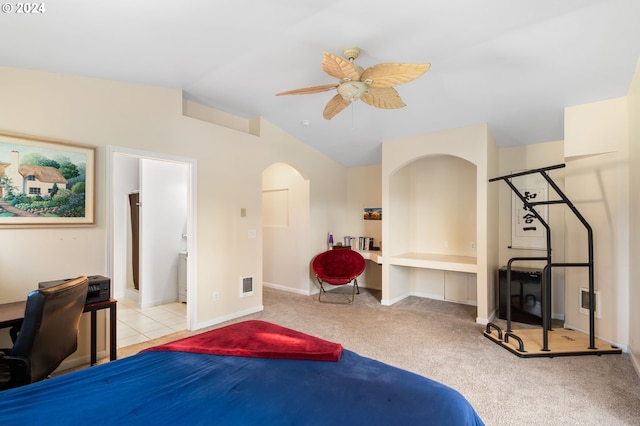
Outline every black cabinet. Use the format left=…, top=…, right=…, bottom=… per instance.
left=498, top=266, right=543, bottom=325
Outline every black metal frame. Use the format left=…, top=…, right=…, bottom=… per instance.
left=488, top=163, right=597, bottom=352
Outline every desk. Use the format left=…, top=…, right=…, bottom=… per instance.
left=0, top=298, right=117, bottom=366
left=84, top=299, right=117, bottom=365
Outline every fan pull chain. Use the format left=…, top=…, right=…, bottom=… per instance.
left=351, top=102, right=355, bottom=129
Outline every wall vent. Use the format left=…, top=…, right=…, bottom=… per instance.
left=241, top=276, right=254, bottom=297
left=579, top=287, right=601, bottom=318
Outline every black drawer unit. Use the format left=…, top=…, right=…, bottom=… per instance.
left=498, top=266, right=543, bottom=326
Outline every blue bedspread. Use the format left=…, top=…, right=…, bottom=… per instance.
left=0, top=349, right=484, bottom=425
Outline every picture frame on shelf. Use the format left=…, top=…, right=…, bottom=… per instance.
left=0, top=131, right=96, bottom=227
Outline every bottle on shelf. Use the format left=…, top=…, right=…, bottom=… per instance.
left=328, top=232, right=334, bottom=250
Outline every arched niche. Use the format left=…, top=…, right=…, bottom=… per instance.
left=388, top=154, right=477, bottom=257
left=381, top=123, right=499, bottom=323
left=262, top=162, right=311, bottom=294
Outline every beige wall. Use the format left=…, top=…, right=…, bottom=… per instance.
left=347, top=165, right=382, bottom=247
left=381, top=123, right=498, bottom=321
left=0, top=66, right=348, bottom=364
left=564, top=97, right=629, bottom=348
left=262, top=162, right=311, bottom=294
left=627, top=58, right=640, bottom=372
left=346, top=164, right=383, bottom=290
left=0, top=62, right=636, bottom=366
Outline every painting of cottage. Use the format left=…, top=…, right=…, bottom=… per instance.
left=0, top=137, right=93, bottom=223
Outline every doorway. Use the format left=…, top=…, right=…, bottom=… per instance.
left=107, top=146, right=197, bottom=335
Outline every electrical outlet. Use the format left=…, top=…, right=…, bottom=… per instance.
left=248, top=229, right=256, bottom=239
left=213, top=291, right=219, bottom=301
left=470, top=242, right=476, bottom=249
left=444, top=240, right=449, bottom=248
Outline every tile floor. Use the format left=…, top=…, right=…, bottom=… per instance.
left=116, top=297, right=187, bottom=348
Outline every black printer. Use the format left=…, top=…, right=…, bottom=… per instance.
left=38, top=275, right=111, bottom=304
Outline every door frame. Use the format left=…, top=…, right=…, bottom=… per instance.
left=106, top=145, right=198, bottom=330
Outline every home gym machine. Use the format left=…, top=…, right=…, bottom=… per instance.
left=484, top=164, right=621, bottom=357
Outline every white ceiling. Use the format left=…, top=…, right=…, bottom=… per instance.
left=2, top=0, right=639, bottom=167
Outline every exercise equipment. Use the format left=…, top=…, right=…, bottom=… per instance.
left=484, top=164, right=621, bottom=357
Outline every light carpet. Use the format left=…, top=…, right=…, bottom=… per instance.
left=113, top=286, right=640, bottom=425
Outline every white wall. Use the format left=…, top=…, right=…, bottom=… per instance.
left=111, top=153, right=140, bottom=298
left=138, top=158, right=188, bottom=308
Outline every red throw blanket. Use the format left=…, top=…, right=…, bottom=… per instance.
left=141, top=320, right=343, bottom=361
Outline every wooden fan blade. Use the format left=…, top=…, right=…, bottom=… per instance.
left=322, top=52, right=362, bottom=81
left=360, top=62, right=431, bottom=88
left=276, top=83, right=338, bottom=96
left=360, top=87, right=406, bottom=109
left=323, top=93, right=351, bottom=119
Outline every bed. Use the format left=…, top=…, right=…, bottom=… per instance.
left=0, top=320, right=484, bottom=425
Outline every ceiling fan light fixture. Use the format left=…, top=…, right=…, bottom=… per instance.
left=276, top=46, right=430, bottom=120
left=337, top=81, right=368, bottom=102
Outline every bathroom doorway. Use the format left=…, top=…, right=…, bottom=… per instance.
left=107, top=146, right=197, bottom=332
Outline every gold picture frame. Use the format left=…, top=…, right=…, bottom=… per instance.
left=0, top=131, right=96, bottom=227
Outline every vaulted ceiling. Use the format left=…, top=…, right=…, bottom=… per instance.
left=2, top=0, right=639, bottom=166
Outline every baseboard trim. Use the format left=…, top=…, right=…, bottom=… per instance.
left=563, top=322, right=628, bottom=352
left=195, top=305, right=264, bottom=331
left=263, top=282, right=312, bottom=296
left=628, top=345, right=640, bottom=377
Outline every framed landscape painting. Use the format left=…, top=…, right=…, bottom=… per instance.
left=0, top=131, right=95, bottom=227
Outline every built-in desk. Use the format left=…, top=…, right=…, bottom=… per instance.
left=388, top=252, right=477, bottom=273
left=353, top=251, right=477, bottom=305
left=0, top=298, right=117, bottom=366
left=355, top=250, right=383, bottom=265
left=355, top=250, right=477, bottom=273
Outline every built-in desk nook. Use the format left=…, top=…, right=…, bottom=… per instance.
left=381, top=124, right=499, bottom=322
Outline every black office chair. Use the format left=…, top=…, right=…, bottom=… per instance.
left=0, top=276, right=88, bottom=391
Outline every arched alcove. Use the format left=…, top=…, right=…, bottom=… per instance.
left=386, top=154, right=478, bottom=305
left=390, top=154, right=477, bottom=256
left=262, top=162, right=311, bottom=294
left=381, top=123, right=499, bottom=323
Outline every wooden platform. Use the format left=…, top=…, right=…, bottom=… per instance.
left=484, top=326, right=622, bottom=357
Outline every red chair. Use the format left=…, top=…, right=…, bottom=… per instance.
left=312, top=249, right=366, bottom=304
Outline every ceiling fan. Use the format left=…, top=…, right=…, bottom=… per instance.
left=276, top=47, right=431, bottom=120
